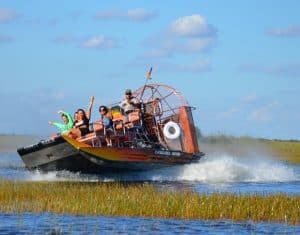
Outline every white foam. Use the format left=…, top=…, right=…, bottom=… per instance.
left=147, top=154, right=299, bottom=183
left=28, top=171, right=61, bottom=181
left=15, top=154, right=300, bottom=184
left=25, top=170, right=115, bottom=182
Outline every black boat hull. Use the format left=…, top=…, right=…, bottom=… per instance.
left=17, top=136, right=97, bottom=173
left=17, top=136, right=203, bottom=174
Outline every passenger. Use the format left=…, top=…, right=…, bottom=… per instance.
left=99, top=105, right=113, bottom=147
left=67, top=96, right=94, bottom=139
left=120, top=89, right=140, bottom=122
left=49, top=110, right=74, bottom=134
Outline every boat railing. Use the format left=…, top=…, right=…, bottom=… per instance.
left=77, top=99, right=195, bottom=150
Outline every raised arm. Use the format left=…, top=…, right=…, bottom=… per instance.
left=64, top=111, right=74, bottom=128
left=49, top=121, right=65, bottom=133
left=57, top=110, right=74, bottom=128
left=86, top=96, right=94, bottom=120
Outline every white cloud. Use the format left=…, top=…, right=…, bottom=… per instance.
left=142, top=14, right=217, bottom=58
left=142, top=37, right=216, bottom=58
left=170, top=14, right=216, bottom=37
left=239, top=63, right=300, bottom=78
left=81, top=35, right=116, bottom=49
left=0, top=88, right=71, bottom=134
left=180, top=59, right=212, bottom=72
left=94, top=8, right=121, bottom=20
left=183, top=38, right=216, bottom=52
left=53, top=33, right=119, bottom=50
left=27, top=17, right=60, bottom=28
left=94, top=8, right=157, bottom=22
left=266, top=24, right=300, bottom=37
left=248, top=102, right=279, bottom=123
left=218, top=108, right=240, bottom=119
left=127, top=8, right=157, bottom=22
left=0, top=8, right=19, bottom=23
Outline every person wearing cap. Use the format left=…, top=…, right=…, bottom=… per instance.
left=120, top=89, right=140, bottom=122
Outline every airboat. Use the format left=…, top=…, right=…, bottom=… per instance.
left=17, top=83, right=204, bottom=173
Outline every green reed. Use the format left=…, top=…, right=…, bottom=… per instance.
left=0, top=180, right=299, bottom=224
left=266, top=140, right=300, bottom=164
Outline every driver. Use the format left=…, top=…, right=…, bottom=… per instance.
left=120, top=89, right=140, bottom=114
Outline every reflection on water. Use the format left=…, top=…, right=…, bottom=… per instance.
left=0, top=213, right=298, bottom=234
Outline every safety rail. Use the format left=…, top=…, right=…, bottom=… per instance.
left=75, top=100, right=187, bottom=149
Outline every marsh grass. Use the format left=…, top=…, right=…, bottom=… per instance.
left=266, top=140, right=300, bottom=164
left=0, top=180, right=299, bottom=225
left=200, top=135, right=300, bottom=164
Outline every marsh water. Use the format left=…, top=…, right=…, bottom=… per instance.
left=0, top=152, right=299, bottom=234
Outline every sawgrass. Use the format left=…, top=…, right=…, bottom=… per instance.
left=200, top=135, right=300, bottom=164
left=0, top=180, right=299, bottom=225
left=265, top=140, right=300, bottom=164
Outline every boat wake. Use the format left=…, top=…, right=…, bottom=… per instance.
left=17, top=154, right=299, bottom=184
left=0, top=152, right=298, bottom=183
left=156, top=154, right=299, bottom=183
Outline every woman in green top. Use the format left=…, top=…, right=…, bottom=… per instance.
left=49, top=110, right=74, bottom=134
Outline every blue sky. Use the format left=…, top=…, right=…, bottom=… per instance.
left=0, top=1, right=300, bottom=139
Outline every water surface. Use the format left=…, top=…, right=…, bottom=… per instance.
left=1, top=152, right=299, bottom=195
left=0, top=213, right=298, bottom=234
left=0, top=152, right=299, bottom=234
